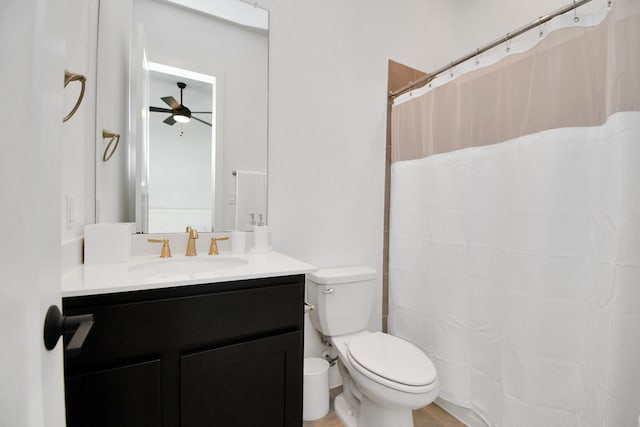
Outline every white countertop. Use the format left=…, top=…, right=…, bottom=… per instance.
left=62, top=250, right=317, bottom=298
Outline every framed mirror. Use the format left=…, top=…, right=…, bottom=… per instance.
left=95, top=0, right=268, bottom=233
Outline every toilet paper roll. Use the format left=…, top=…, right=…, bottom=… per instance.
left=231, top=231, right=246, bottom=254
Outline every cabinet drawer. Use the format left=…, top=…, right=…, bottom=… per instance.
left=64, top=281, right=303, bottom=371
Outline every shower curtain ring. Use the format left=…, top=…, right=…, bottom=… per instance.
left=475, top=49, right=480, bottom=65
left=573, top=0, right=580, bottom=22
left=505, top=34, right=511, bottom=53
left=538, top=17, right=544, bottom=37
left=449, top=62, right=455, bottom=78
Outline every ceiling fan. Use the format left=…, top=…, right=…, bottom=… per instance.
left=150, top=82, right=212, bottom=127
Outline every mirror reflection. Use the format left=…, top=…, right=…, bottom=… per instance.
left=147, top=66, right=215, bottom=233
left=95, top=0, right=269, bottom=233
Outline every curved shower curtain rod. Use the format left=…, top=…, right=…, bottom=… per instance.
left=389, top=0, right=596, bottom=100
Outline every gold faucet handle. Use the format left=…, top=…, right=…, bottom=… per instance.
left=208, top=236, right=230, bottom=255
left=186, top=226, right=199, bottom=239
left=147, top=239, right=172, bottom=258
left=185, top=227, right=199, bottom=256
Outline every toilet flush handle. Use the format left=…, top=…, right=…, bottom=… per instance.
left=322, top=288, right=335, bottom=294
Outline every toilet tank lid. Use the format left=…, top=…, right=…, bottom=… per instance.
left=307, top=266, right=376, bottom=285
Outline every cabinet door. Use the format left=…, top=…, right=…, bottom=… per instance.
left=181, top=331, right=302, bottom=427
left=65, top=359, right=161, bottom=427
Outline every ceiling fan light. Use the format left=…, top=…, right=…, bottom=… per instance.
left=173, top=113, right=190, bottom=123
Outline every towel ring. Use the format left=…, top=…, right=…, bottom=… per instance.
left=102, top=129, right=121, bottom=161
left=63, top=70, right=86, bottom=123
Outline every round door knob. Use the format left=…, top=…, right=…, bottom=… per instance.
left=43, top=305, right=94, bottom=351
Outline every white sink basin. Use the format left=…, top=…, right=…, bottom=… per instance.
left=129, top=256, right=249, bottom=276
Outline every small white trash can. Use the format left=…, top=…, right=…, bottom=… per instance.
left=303, top=357, right=330, bottom=421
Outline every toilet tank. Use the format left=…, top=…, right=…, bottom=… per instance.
left=307, top=266, right=377, bottom=337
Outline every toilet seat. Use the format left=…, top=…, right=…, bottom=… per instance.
left=346, top=332, right=437, bottom=394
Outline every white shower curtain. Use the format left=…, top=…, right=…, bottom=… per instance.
left=388, top=1, right=640, bottom=426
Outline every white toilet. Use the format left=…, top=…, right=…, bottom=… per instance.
left=307, top=266, right=439, bottom=427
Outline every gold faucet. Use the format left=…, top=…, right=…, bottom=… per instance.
left=147, top=239, right=172, bottom=258
left=208, top=236, right=230, bottom=255
left=185, top=226, right=199, bottom=256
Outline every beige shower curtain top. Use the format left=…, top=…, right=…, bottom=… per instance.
left=391, top=0, right=640, bottom=162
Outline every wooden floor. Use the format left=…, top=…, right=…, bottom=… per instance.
left=303, top=388, right=466, bottom=427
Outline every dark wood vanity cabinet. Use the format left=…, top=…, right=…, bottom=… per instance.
left=62, top=275, right=305, bottom=427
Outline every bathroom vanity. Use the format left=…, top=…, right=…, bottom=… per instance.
left=62, top=251, right=315, bottom=427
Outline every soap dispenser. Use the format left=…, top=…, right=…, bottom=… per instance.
left=252, top=213, right=270, bottom=252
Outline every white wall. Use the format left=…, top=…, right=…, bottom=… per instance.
left=61, top=0, right=99, bottom=272
left=451, top=0, right=604, bottom=57
left=62, top=0, right=98, bottom=242
left=259, top=0, right=459, bottom=363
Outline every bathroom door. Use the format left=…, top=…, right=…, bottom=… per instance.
left=0, top=0, right=67, bottom=425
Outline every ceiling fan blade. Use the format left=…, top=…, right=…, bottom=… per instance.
left=163, top=115, right=177, bottom=126
left=150, top=106, right=173, bottom=113
left=191, top=116, right=212, bottom=127
left=161, top=96, right=180, bottom=109
left=190, top=111, right=213, bottom=114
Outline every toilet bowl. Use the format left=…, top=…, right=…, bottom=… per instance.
left=307, top=267, right=439, bottom=427
left=331, top=331, right=438, bottom=427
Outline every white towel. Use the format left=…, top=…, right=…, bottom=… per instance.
left=235, top=170, right=267, bottom=231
